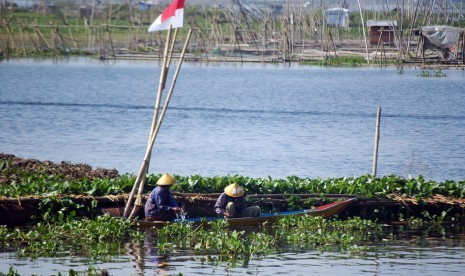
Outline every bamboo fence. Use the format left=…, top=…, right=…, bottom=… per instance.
left=0, top=1, right=464, bottom=64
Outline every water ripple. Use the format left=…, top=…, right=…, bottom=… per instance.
left=3, top=101, right=462, bottom=121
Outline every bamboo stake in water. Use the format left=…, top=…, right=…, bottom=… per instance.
left=372, top=107, right=382, bottom=176
left=127, top=29, right=178, bottom=219
left=123, top=26, right=174, bottom=218
left=128, top=29, right=193, bottom=220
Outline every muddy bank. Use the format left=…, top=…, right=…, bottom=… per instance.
left=0, top=153, right=120, bottom=185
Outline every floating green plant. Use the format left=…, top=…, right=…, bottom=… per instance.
left=0, top=214, right=143, bottom=259
left=397, top=64, right=405, bottom=74
left=418, top=69, right=447, bottom=77
left=0, top=266, right=20, bottom=276
left=151, top=216, right=381, bottom=266
left=2, top=162, right=465, bottom=201
left=300, top=55, right=368, bottom=66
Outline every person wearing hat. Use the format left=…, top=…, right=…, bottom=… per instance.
left=214, top=183, right=261, bottom=218
left=144, top=173, right=183, bottom=221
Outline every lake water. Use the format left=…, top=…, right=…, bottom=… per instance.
left=1, top=58, right=465, bottom=275
left=1, top=224, right=465, bottom=275
left=1, top=58, right=464, bottom=182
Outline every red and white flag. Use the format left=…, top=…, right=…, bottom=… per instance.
left=148, top=0, right=185, bottom=32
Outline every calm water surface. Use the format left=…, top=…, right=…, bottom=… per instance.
left=1, top=58, right=465, bottom=274
left=1, top=58, right=464, bottom=182
left=1, top=225, right=465, bottom=275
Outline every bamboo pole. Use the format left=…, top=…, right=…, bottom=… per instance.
left=34, top=24, right=51, bottom=50
left=127, top=28, right=178, bottom=218
left=372, top=107, right=382, bottom=176
left=123, top=26, right=173, bottom=218
left=27, top=27, right=40, bottom=53
left=128, top=29, right=193, bottom=219
left=68, top=25, right=78, bottom=49
left=3, top=19, right=18, bottom=52
left=357, top=0, right=370, bottom=64
left=461, top=33, right=465, bottom=65
left=18, top=18, right=26, bottom=57
left=166, top=28, right=178, bottom=76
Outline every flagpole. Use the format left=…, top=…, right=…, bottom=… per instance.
left=123, top=26, right=174, bottom=218
left=166, top=28, right=178, bottom=67
left=123, top=0, right=187, bottom=219
left=128, top=28, right=181, bottom=219
left=126, top=29, right=192, bottom=220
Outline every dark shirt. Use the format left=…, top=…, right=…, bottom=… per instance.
left=214, top=193, right=247, bottom=216
left=144, top=186, right=179, bottom=217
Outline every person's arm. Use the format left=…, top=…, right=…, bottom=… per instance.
left=168, top=191, right=181, bottom=212
left=214, top=194, right=226, bottom=215
left=167, top=191, right=179, bottom=208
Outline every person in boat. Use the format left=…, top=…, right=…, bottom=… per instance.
left=214, top=183, right=261, bottom=218
left=144, top=173, right=183, bottom=221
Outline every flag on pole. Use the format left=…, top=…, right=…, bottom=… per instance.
left=148, top=0, right=185, bottom=32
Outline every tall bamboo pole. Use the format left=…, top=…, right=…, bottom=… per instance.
left=18, top=18, right=27, bottom=57
left=128, top=29, right=193, bottom=219
left=372, top=107, right=382, bottom=176
left=357, top=0, right=370, bottom=64
left=128, top=29, right=178, bottom=219
left=123, top=27, right=173, bottom=218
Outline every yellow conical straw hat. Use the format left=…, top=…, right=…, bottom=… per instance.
left=156, top=173, right=176, bottom=186
left=224, top=183, right=245, bottom=197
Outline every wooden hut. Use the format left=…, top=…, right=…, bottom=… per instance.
left=367, top=20, right=397, bottom=46
left=418, top=26, right=465, bottom=63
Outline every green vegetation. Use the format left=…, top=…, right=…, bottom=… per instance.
left=397, top=64, right=405, bottom=74
left=1, top=153, right=463, bottom=273
left=0, top=266, right=20, bottom=276
left=158, top=174, right=465, bottom=199
left=0, top=157, right=135, bottom=196
left=2, top=159, right=465, bottom=201
left=154, top=216, right=380, bottom=266
left=418, top=69, right=448, bottom=77
left=35, top=195, right=98, bottom=223
left=0, top=214, right=143, bottom=259
left=300, top=55, right=368, bottom=66
left=1, top=154, right=464, bottom=223
left=0, top=212, right=380, bottom=268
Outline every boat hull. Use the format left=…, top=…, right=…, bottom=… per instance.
left=131, top=197, right=356, bottom=228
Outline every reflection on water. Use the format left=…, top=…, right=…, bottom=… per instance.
left=1, top=225, right=465, bottom=275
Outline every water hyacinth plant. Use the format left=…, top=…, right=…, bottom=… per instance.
left=0, top=214, right=144, bottom=259
left=151, top=216, right=381, bottom=266
left=2, top=157, right=465, bottom=224
left=2, top=163, right=464, bottom=200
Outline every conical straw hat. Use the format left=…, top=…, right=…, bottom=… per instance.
left=157, top=173, right=176, bottom=186
left=224, top=183, right=245, bottom=197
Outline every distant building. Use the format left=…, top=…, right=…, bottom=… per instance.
left=325, top=8, right=349, bottom=29
left=419, top=25, right=464, bottom=60
left=367, top=20, right=398, bottom=46
left=139, top=1, right=158, bottom=11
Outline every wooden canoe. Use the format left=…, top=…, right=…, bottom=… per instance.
left=131, top=197, right=356, bottom=228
